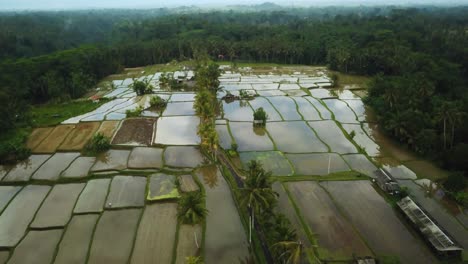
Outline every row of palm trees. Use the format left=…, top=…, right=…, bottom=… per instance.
left=239, top=161, right=316, bottom=264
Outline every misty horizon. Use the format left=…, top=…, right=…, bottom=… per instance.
left=0, top=0, right=467, bottom=11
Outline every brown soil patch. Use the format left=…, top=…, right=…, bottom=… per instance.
left=96, top=121, right=120, bottom=139
left=112, top=118, right=156, bottom=146
left=33, top=125, right=75, bottom=153
left=26, top=127, right=54, bottom=149
left=58, top=122, right=100, bottom=151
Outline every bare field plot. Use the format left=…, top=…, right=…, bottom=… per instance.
left=322, top=181, right=438, bottom=264
left=26, top=127, right=54, bottom=149
left=88, top=209, right=141, bottom=264
left=131, top=203, right=178, bottom=264
left=112, top=118, right=155, bottom=146
left=33, top=124, right=75, bottom=153
left=285, top=181, right=372, bottom=260
left=58, top=121, right=100, bottom=150
left=96, top=120, right=120, bottom=138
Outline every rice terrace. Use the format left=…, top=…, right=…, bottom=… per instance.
left=0, top=3, right=468, bottom=264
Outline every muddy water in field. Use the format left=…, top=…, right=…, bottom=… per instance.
left=267, top=121, right=328, bottom=153
left=239, top=151, right=294, bottom=176
left=267, top=97, right=302, bottom=120
left=322, top=181, right=438, bottom=263
left=248, top=97, right=282, bottom=121
left=229, top=122, right=274, bottom=151
left=195, top=166, right=249, bottom=263
left=342, top=123, right=381, bottom=157
left=286, top=181, right=372, bottom=260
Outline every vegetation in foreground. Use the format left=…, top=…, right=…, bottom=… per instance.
left=83, top=133, right=111, bottom=156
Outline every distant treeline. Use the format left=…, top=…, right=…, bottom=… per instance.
left=1, top=7, right=468, bottom=176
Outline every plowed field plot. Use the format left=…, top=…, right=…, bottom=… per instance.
left=96, top=120, right=120, bottom=138
left=239, top=151, right=293, bottom=176
left=309, top=120, right=357, bottom=154
left=131, top=203, right=178, bottom=264
left=58, top=122, right=100, bottom=150
left=175, top=224, right=202, bottom=264
left=112, top=118, right=155, bottom=146
left=154, top=116, right=200, bottom=145
left=285, top=181, right=372, bottom=260
left=321, top=181, right=438, bottom=264
left=33, top=124, right=75, bottom=153
left=26, top=127, right=54, bottom=149
left=267, top=121, right=328, bottom=153
left=229, top=122, right=274, bottom=152
left=196, top=166, right=249, bottom=263
left=286, top=153, right=350, bottom=176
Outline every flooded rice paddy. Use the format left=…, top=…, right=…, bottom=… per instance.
left=1, top=67, right=463, bottom=264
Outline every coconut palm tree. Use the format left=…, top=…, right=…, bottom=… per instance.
left=239, top=161, right=278, bottom=244
left=178, top=191, right=208, bottom=225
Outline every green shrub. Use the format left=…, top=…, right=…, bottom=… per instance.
left=0, top=130, right=31, bottom=164
left=84, top=133, right=110, bottom=155
left=331, top=73, right=339, bottom=87
left=149, top=95, right=167, bottom=109
left=455, top=192, right=468, bottom=208
left=131, top=78, right=153, bottom=95
left=125, top=106, right=143, bottom=117
left=253, top=107, right=268, bottom=126
left=444, top=172, right=466, bottom=192
left=231, top=142, right=238, bottom=151
left=349, top=130, right=356, bottom=139
left=177, top=191, right=208, bottom=225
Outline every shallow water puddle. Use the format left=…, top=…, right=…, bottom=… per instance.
left=286, top=153, right=350, bottom=175
left=267, top=96, right=302, bottom=120
left=239, top=151, right=293, bottom=176
left=323, top=99, right=358, bottom=123
left=267, top=121, right=328, bottom=153
left=229, top=122, right=274, bottom=151
left=154, top=116, right=200, bottom=145
left=309, top=121, right=357, bottom=154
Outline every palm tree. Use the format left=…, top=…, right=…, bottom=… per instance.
left=178, top=191, right=208, bottom=225
left=383, top=87, right=400, bottom=109
left=447, top=102, right=466, bottom=148
left=274, top=240, right=303, bottom=264
left=435, top=102, right=451, bottom=150
left=239, top=161, right=278, bottom=244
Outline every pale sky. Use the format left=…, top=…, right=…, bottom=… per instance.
left=0, top=0, right=465, bottom=10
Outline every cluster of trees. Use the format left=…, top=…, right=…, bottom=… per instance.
left=1, top=7, right=467, bottom=180
left=240, top=161, right=308, bottom=263
left=194, top=61, right=221, bottom=159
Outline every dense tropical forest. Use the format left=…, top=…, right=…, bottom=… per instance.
left=1, top=6, right=467, bottom=188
